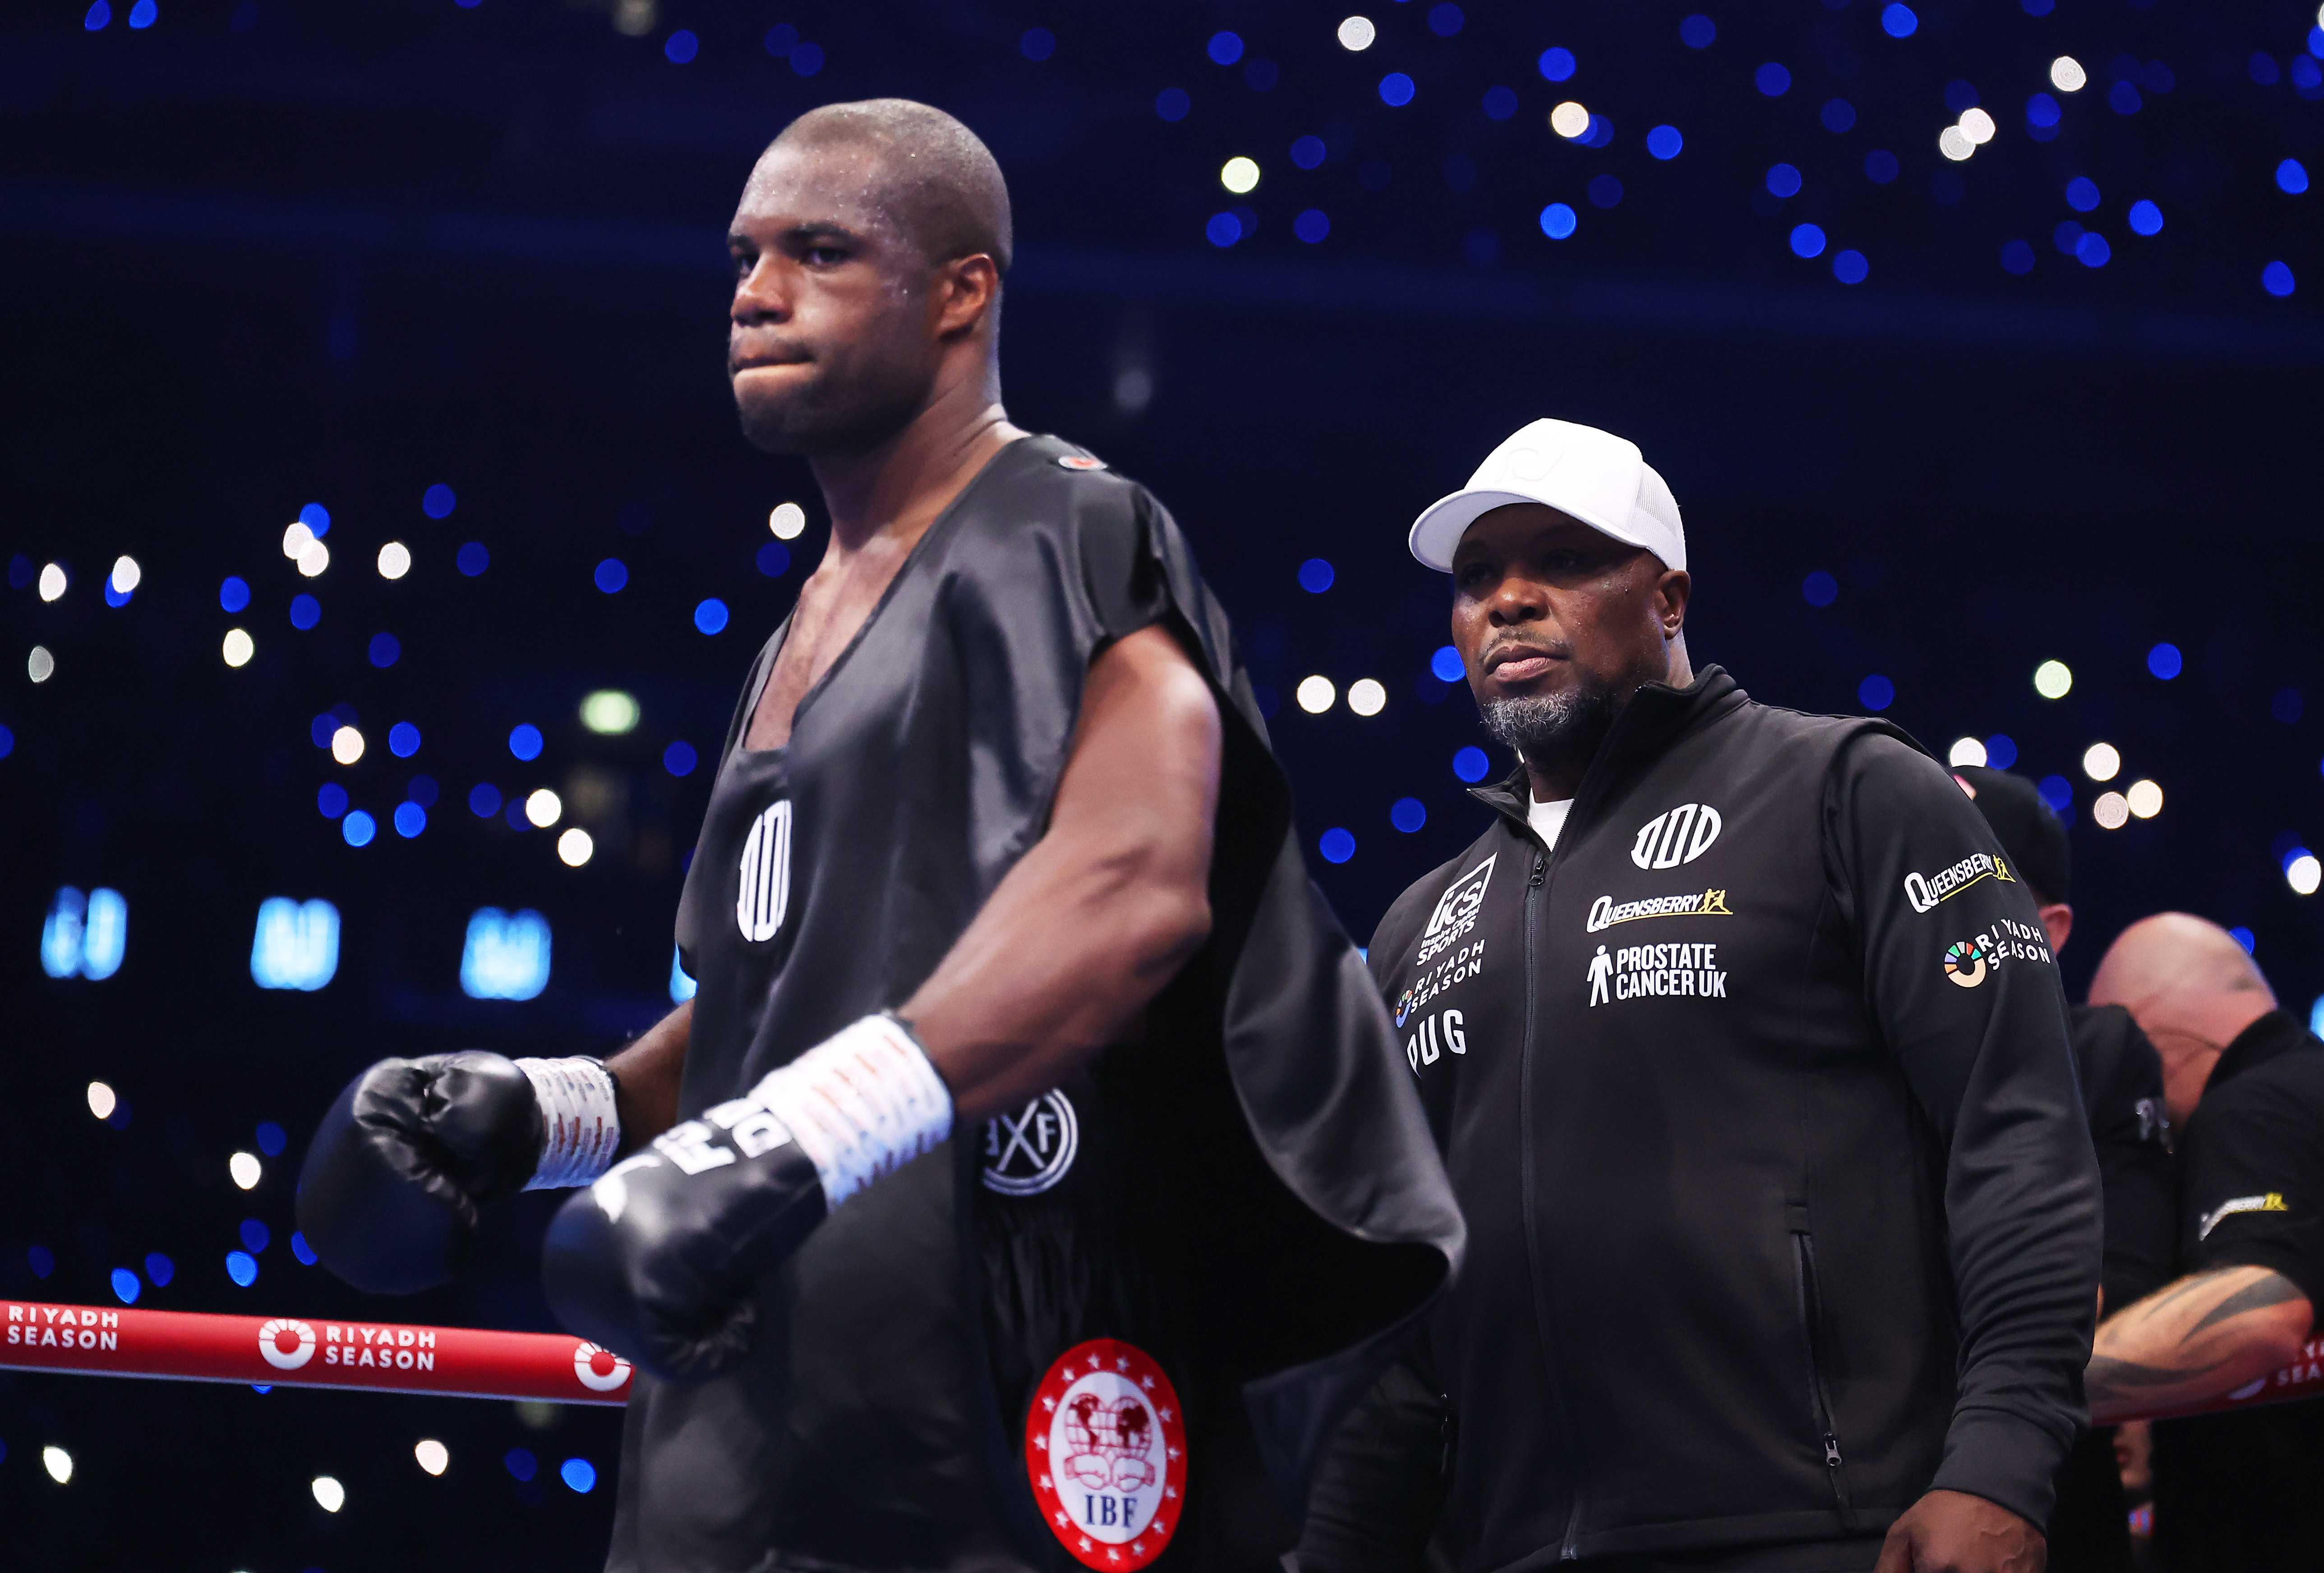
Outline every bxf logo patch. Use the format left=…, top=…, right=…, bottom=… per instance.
left=1630, top=803, right=1723, bottom=869
left=735, top=800, right=793, bottom=943
left=982, top=1090, right=1080, bottom=1196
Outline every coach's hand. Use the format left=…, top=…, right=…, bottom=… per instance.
left=1873, top=1490, right=2046, bottom=1573
left=296, top=1052, right=618, bottom=1294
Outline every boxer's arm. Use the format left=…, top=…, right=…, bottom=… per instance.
left=902, top=621, right=1222, bottom=1125
left=604, top=1000, right=691, bottom=1153
left=2086, top=1265, right=2313, bottom=1422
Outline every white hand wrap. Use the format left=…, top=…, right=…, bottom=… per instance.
left=750, top=1014, right=954, bottom=1208
left=515, top=1057, right=623, bottom=1191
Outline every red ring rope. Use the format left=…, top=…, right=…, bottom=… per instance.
left=2, top=1297, right=630, bottom=1405
left=5, top=1295, right=2320, bottom=1425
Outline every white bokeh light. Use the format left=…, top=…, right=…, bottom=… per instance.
left=526, top=788, right=563, bottom=828
left=331, top=726, right=365, bottom=766
left=282, top=522, right=314, bottom=558
left=415, top=1439, right=449, bottom=1476
left=28, top=645, right=55, bottom=683
left=557, top=828, right=595, bottom=868
left=377, top=541, right=412, bottom=580
left=769, top=502, right=807, bottom=540
left=1946, top=737, right=1988, bottom=768
left=312, top=1476, right=346, bottom=1513
left=110, top=556, right=141, bottom=595
left=296, top=539, right=330, bottom=578
left=1959, top=108, right=1996, bottom=146
left=1347, top=678, right=1387, bottom=717
left=229, top=1151, right=262, bottom=1190
left=38, top=562, right=66, bottom=601
left=2289, top=854, right=2323, bottom=897
left=1336, top=15, right=1376, bottom=51
left=1296, top=675, right=1337, bottom=714
left=1550, top=101, right=1591, bottom=139
left=222, top=628, right=255, bottom=667
left=1220, top=156, right=1261, bottom=194
left=1938, top=124, right=1975, bottom=162
left=2050, top=55, right=2087, bottom=92
left=42, top=1446, right=72, bottom=1484
left=2092, top=791, right=2130, bottom=830
left=2033, top=660, right=2073, bottom=699
left=2126, top=779, right=2163, bottom=819
left=87, top=1081, right=116, bottom=1120
left=2082, top=742, right=2121, bottom=782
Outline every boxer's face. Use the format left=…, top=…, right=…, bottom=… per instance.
left=1449, top=505, right=1687, bottom=718
left=726, top=142, right=944, bottom=455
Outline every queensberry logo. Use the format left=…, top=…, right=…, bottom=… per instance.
left=1417, top=855, right=1495, bottom=964
left=1586, top=889, right=1732, bottom=933
left=1904, top=852, right=2014, bottom=914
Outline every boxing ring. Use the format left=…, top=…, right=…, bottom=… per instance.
left=2, top=1293, right=2315, bottom=1424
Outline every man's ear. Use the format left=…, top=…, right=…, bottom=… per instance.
left=1655, top=568, right=1691, bottom=638
left=933, top=254, right=1001, bottom=340
left=2038, top=902, right=2074, bottom=953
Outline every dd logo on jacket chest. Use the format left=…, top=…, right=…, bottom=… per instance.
left=1631, top=803, right=1722, bottom=870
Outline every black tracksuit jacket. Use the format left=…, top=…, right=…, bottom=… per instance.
left=1301, top=667, right=2100, bottom=1571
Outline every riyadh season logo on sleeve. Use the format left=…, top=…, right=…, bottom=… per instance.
left=1940, top=917, right=2053, bottom=989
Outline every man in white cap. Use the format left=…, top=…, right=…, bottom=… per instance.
left=1295, top=419, right=2100, bottom=1573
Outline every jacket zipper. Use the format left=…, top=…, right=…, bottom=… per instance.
left=1790, top=1230, right=1854, bottom=1520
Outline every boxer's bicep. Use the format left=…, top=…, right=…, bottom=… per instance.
left=906, top=624, right=1222, bottom=1123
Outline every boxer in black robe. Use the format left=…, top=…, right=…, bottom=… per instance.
left=295, top=99, right=1460, bottom=1573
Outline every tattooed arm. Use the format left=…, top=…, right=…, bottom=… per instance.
left=2086, top=1264, right=2314, bottom=1423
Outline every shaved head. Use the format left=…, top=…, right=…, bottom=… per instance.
left=771, top=99, right=1013, bottom=276
left=2090, top=911, right=2278, bottom=1124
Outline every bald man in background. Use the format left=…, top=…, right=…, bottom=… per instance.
left=2084, top=913, right=2324, bottom=1572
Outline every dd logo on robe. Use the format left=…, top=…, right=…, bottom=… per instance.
left=1025, top=1338, right=1188, bottom=1570
left=735, top=800, right=793, bottom=943
left=981, top=1090, right=1079, bottom=1196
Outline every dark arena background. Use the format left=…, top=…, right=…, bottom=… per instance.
left=3, top=0, right=2322, bottom=1566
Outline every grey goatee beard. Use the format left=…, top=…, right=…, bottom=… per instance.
left=1480, top=685, right=1614, bottom=767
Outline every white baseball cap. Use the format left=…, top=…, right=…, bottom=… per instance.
left=1407, top=418, right=1686, bottom=574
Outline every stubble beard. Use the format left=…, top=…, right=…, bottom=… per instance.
left=1479, top=681, right=1615, bottom=772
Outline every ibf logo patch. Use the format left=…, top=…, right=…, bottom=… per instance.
left=1027, top=1338, right=1188, bottom=1570
left=1417, top=855, right=1495, bottom=963
left=735, top=800, right=793, bottom=943
left=982, top=1090, right=1080, bottom=1196
left=1631, top=802, right=1723, bottom=869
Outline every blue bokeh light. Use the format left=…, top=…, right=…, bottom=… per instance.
left=1430, top=645, right=1465, bottom=682
left=226, top=1250, right=258, bottom=1287
left=1019, top=27, right=1054, bottom=61
left=1294, top=209, right=1331, bottom=244
left=505, top=1448, right=538, bottom=1482
left=2065, top=176, right=2101, bottom=212
left=1858, top=674, right=1895, bottom=711
left=28, top=1246, right=55, bottom=1279
left=289, top=593, right=320, bottom=630
left=1452, top=746, right=1489, bottom=783
left=1391, top=797, right=1427, bottom=833
left=1539, top=203, right=1577, bottom=240
left=1985, top=735, right=2019, bottom=770
left=290, top=1232, right=317, bottom=1265
left=1766, top=163, right=1802, bottom=198
left=111, top=1267, right=140, bottom=1304
left=388, top=721, right=420, bottom=758
left=2000, top=240, right=2036, bottom=276
left=695, top=598, right=729, bottom=635
left=2229, top=927, right=2255, bottom=955
left=1481, top=87, right=1517, bottom=122
left=1427, top=5, right=1463, bottom=37
left=563, top=1458, right=599, bottom=1494
left=1802, top=570, right=1838, bottom=607
left=1207, top=32, right=1242, bottom=66
left=1679, top=14, right=1715, bottom=48
left=240, top=1219, right=271, bottom=1254
left=1832, top=249, right=1868, bottom=285
left=2076, top=233, right=2111, bottom=268
left=1790, top=223, right=1826, bottom=259
left=2026, top=92, right=2061, bottom=129
left=469, top=782, right=502, bottom=818
left=0, top=723, right=12, bottom=760
left=1297, top=558, right=1335, bottom=593
left=1319, top=828, right=1356, bottom=865
left=342, top=810, right=377, bottom=848
left=394, top=801, right=427, bottom=838
left=508, top=723, right=543, bottom=761
left=129, top=0, right=161, bottom=24
left=86, top=1, right=111, bottom=30
left=1821, top=98, right=1856, bottom=133
left=664, top=741, right=698, bottom=777
left=2127, top=200, right=2163, bottom=235
left=368, top=632, right=400, bottom=668
left=145, top=1251, right=174, bottom=1286
left=456, top=541, right=489, bottom=576
left=407, top=774, right=438, bottom=808
left=2279, top=159, right=2311, bottom=195
left=1379, top=72, right=1416, bottom=107
left=220, top=575, right=250, bottom=612
left=788, top=41, right=823, bottom=76
left=1646, top=124, right=1683, bottom=161
left=1205, top=212, right=1241, bottom=248
left=757, top=541, right=792, bottom=577
left=422, top=483, right=456, bottom=519
left=1755, top=62, right=1791, bottom=97
left=2147, top=642, right=2183, bottom=680
left=299, top=502, right=330, bottom=538
left=1880, top=4, right=1917, bottom=38
left=256, top=1121, right=286, bottom=1156
left=317, top=783, right=348, bottom=819
left=1291, top=134, right=1327, bottom=169
left=2263, top=260, right=2297, bottom=297
left=1155, top=87, right=1190, bottom=123
left=1537, top=46, right=1575, bottom=82
left=2038, top=775, right=2073, bottom=811
left=595, top=558, right=627, bottom=593
left=1863, top=149, right=1899, bottom=184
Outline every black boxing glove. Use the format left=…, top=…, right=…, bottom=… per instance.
left=296, top=1052, right=621, bottom=1294
left=541, top=1014, right=950, bottom=1382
